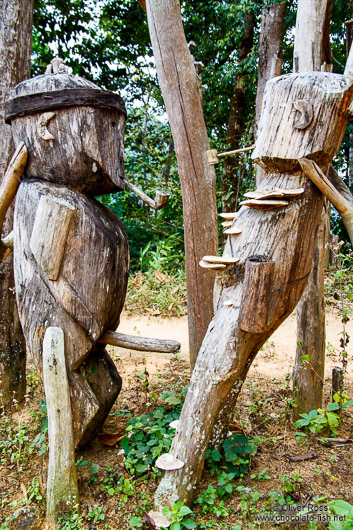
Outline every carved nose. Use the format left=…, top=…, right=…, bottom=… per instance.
left=293, top=100, right=314, bottom=129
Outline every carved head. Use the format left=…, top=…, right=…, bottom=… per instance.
left=253, top=72, right=353, bottom=173
left=5, top=58, right=126, bottom=196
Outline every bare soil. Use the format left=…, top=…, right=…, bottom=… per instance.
left=1, top=306, right=353, bottom=529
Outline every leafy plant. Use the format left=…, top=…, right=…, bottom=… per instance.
left=120, top=389, right=186, bottom=475
left=162, top=501, right=197, bottom=529
left=294, top=397, right=353, bottom=436
left=206, top=433, right=257, bottom=477
left=328, top=499, right=353, bottom=529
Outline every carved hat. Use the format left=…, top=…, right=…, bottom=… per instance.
left=4, top=57, right=126, bottom=124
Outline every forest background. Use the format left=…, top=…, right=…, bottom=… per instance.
left=31, top=0, right=353, bottom=280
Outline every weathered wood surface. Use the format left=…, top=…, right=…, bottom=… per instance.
left=300, top=158, right=353, bottom=245
left=292, top=0, right=332, bottom=420
left=0, top=0, right=33, bottom=408
left=238, top=259, right=275, bottom=333
left=30, top=196, right=75, bottom=281
left=255, top=2, right=286, bottom=186
left=98, top=331, right=180, bottom=353
left=43, top=327, right=78, bottom=523
left=293, top=206, right=326, bottom=420
left=14, top=179, right=129, bottom=446
left=293, top=0, right=332, bottom=73
left=0, top=142, right=27, bottom=261
left=124, top=178, right=169, bottom=210
left=11, top=106, right=125, bottom=196
left=154, top=72, right=353, bottom=508
left=253, top=73, right=353, bottom=172
left=146, top=0, right=219, bottom=366
left=4, top=88, right=126, bottom=121
left=255, top=2, right=286, bottom=123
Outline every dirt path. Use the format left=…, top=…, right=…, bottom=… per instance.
left=114, top=306, right=353, bottom=384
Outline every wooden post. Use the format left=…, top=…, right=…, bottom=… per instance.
left=239, top=259, right=275, bottom=333
left=43, top=327, right=79, bottom=524
left=332, top=366, right=344, bottom=399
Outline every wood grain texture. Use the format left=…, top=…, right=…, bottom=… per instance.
left=11, top=105, right=126, bottom=195
left=43, top=327, right=78, bottom=523
left=146, top=0, right=218, bottom=365
left=30, top=196, right=74, bottom=281
left=239, top=260, right=275, bottom=333
left=154, top=70, right=353, bottom=508
left=98, top=331, right=180, bottom=353
left=253, top=73, right=353, bottom=172
left=0, top=0, right=33, bottom=408
left=14, top=179, right=129, bottom=446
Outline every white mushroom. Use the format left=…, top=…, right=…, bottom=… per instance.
left=224, top=300, right=234, bottom=307
left=169, top=420, right=180, bottom=429
left=224, top=227, right=242, bottom=235
left=155, top=453, right=185, bottom=470
left=202, top=255, right=239, bottom=264
left=199, top=259, right=226, bottom=270
left=219, top=212, right=238, bottom=220
left=239, top=199, right=288, bottom=209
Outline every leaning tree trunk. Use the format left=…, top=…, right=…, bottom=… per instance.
left=255, top=1, right=286, bottom=187
left=292, top=0, right=332, bottom=420
left=154, top=69, right=353, bottom=508
left=145, top=0, right=218, bottom=367
left=221, top=12, right=255, bottom=213
left=0, top=0, right=33, bottom=408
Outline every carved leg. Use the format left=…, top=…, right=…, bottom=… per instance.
left=43, top=327, right=78, bottom=523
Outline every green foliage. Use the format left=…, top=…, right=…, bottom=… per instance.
left=125, top=269, right=187, bottom=317
left=162, top=501, right=197, bottom=529
left=328, top=500, right=353, bottom=530
left=206, top=433, right=257, bottom=477
left=120, top=388, right=186, bottom=475
left=294, top=398, right=353, bottom=436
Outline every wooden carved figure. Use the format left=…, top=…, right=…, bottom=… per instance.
left=153, top=72, right=353, bottom=509
left=3, top=59, right=129, bottom=448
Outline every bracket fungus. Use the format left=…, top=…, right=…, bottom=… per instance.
left=155, top=453, right=185, bottom=471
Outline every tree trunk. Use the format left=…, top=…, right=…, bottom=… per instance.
left=222, top=13, right=255, bottom=212
left=292, top=0, right=332, bottom=419
left=0, top=0, right=33, bottom=408
left=154, top=70, right=353, bottom=508
left=255, top=2, right=286, bottom=187
left=145, top=0, right=218, bottom=367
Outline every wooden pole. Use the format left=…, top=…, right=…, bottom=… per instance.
left=98, top=331, right=180, bottom=353
left=43, top=327, right=79, bottom=524
left=145, top=0, right=219, bottom=367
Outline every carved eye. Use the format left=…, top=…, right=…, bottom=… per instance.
left=293, top=100, right=314, bottom=130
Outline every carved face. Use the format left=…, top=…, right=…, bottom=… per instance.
left=11, top=106, right=126, bottom=196
left=253, top=72, right=353, bottom=172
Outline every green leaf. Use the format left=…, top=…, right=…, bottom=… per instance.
left=170, top=523, right=180, bottom=530
left=89, top=463, right=100, bottom=475
left=329, top=499, right=353, bottom=518
left=308, top=410, right=318, bottom=420
left=211, top=450, right=222, bottom=462
left=166, top=396, right=182, bottom=405
left=183, top=520, right=197, bottom=529
left=90, top=364, right=98, bottom=375
left=108, top=487, right=115, bottom=495
left=179, top=506, right=192, bottom=516
left=342, top=399, right=353, bottom=409
left=327, top=402, right=340, bottom=411
left=129, top=516, right=142, bottom=527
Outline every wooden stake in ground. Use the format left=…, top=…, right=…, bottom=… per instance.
left=154, top=71, right=353, bottom=509
left=292, top=0, right=333, bottom=420
left=145, top=0, right=219, bottom=367
left=43, top=327, right=78, bottom=524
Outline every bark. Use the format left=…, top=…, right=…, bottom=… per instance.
left=154, top=72, right=353, bottom=508
left=255, top=2, right=286, bottom=187
left=0, top=0, right=33, bottom=408
left=145, top=0, right=218, bottom=367
left=222, top=13, right=256, bottom=212
left=292, top=0, right=333, bottom=418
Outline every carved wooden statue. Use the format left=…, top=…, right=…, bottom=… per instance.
left=152, top=71, right=353, bottom=509
left=2, top=59, right=129, bottom=448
